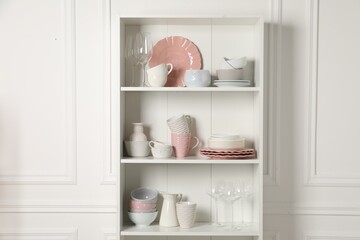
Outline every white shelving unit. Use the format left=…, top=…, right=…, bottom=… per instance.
left=117, top=16, right=264, bottom=239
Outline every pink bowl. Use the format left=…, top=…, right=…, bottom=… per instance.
left=129, top=200, right=157, bottom=211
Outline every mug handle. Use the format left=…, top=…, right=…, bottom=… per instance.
left=190, top=136, right=200, bottom=151
left=177, top=194, right=183, bottom=202
left=148, top=141, right=155, bottom=149
left=166, top=63, right=173, bottom=75
left=185, top=115, right=192, bottom=127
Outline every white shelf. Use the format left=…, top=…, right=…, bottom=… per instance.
left=121, top=157, right=259, bottom=164
left=120, top=87, right=261, bottom=92
left=121, top=222, right=260, bottom=236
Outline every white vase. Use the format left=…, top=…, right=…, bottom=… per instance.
left=129, top=123, right=147, bottom=141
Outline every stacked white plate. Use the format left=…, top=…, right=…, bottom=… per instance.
left=213, top=80, right=251, bottom=88
left=208, top=134, right=245, bottom=149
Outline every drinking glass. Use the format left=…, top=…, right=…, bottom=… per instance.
left=206, top=181, right=226, bottom=227
left=125, top=35, right=137, bottom=86
left=134, top=32, right=153, bottom=87
left=221, top=182, right=242, bottom=229
left=240, top=183, right=253, bottom=227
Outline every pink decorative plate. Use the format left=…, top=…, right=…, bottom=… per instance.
left=148, top=36, right=202, bottom=87
left=200, top=148, right=256, bottom=160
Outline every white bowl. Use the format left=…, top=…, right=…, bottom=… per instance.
left=184, top=70, right=211, bottom=87
left=220, top=57, right=247, bottom=69
left=128, top=211, right=158, bottom=227
left=129, top=208, right=157, bottom=213
left=211, top=134, right=242, bottom=140
left=208, top=138, right=245, bottom=149
left=131, top=187, right=158, bottom=204
left=125, top=141, right=150, bottom=157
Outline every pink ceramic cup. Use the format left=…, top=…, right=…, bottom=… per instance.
left=171, top=133, right=200, bottom=158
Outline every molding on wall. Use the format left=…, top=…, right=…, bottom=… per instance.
left=101, top=0, right=116, bottom=185
left=0, top=201, right=117, bottom=213
left=102, top=229, right=117, bottom=240
left=305, top=232, right=360, bottom=240
left=0, top=0, right=77, bottom=185
left=264, top=0, right=282, bottom=186
left=0, top=229, right=78, bottom=240
left=264, top=201, right=360, bottom=216
left=305, top=0, right=360, bottom=187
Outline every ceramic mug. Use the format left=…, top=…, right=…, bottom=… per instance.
left=171, top=133, right=199, bottom=158
left=147, top=63, right=173, bottom=87
left=167, top=114, right=192, bottom=133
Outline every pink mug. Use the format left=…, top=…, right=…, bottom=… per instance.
left=171, top=133, right=200, bottom=158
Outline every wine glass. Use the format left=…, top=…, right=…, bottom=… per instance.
left=125, top=35, right=137, bottom=86
left=221, top=181, right=242, bottom=229
left=206, top=181, right=226, bottom=227
left=240, top=183, right=253, bottom=227
left=134, top=32, right=153, bottom=87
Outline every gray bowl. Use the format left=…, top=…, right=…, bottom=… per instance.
left=216, top=69, right=244, bottom=80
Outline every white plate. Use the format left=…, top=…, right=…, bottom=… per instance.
left=211, top=134, right=241, bottom=140
left=214, top=80, right=251, bottom=83
left=213, top=82, right=251, bottom=87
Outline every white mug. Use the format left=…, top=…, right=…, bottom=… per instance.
left=149, top=141, right=173, bottom=158
left=147, top=63, right=173, bottom=87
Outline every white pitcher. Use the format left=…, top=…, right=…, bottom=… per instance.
left=159, top=192, right=182, bottom=227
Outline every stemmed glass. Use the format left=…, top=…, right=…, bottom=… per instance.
left=134, top=32, right=153, bottom=87
left=206, top=181, right=226, bottom=227
left=125, top=35, right=137, bottom=86
left=221, top=182, right=242, bottom=229
left=238, top=182, right=253, bottom=227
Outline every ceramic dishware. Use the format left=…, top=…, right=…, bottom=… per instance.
left=159, top=192, right=182, bottom=227
left=130, top=187, right=158, bottom=204
left=129, top=200, right=157, bottom=211
left=146, top=63, right=173, bottom=87
left=176, top=202, right=197, bottom=228
left=220, top=57, right=247, bottom=69
left=148, top=36, right=202, bottom=87
left=171, top=133, right=199, bottom=158
left=167, top=114, right=192, bottom=133
left=149, top=141, right=173, bottom=158
left=184, top=70, right=211, bottom=87
left=129, top=123, right=147, bottom=141
left=125, top=141, right=150, bottom=157
left=128, top=211, right=158, bottom=227
left=216, top=69, right=244, bottom=80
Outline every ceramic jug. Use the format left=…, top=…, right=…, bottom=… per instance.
left=129, top=123, right=147, bottom=141
left=159, top=192, right=182, bottom=227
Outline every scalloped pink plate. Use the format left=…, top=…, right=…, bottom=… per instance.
left=148, top=36, right=202, bottom=87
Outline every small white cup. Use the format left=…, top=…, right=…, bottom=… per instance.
left=176, top=202, right=197, bottom=228
left=149, top=141, right=173, bottom=158
left=147, top=63, right=173, bottom=87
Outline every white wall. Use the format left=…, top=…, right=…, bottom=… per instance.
left=0, top=0, right=117, bottom=239
left=1, top=0, right=360, bottom=239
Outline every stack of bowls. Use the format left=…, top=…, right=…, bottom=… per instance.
left=208, top=134, right=245, bottom=149
left=128, top=187, right=158, bottom=227
left=215, top=57, right=251, bottom=87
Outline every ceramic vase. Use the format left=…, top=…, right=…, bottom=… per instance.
left=130, top=123, right=147, bottom=141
